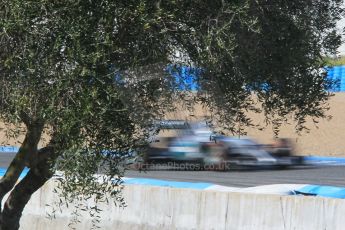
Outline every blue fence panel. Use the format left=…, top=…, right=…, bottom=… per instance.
left=166, top=65, right=345, bottom=92
left=111, top=64, right=345, bottom=92
left=178, top=66, right=199, bottom=91
left=327, top=65, right=345, bottom=92
left=166, top=65, right=200, bottom=91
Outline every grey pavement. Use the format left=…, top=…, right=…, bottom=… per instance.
left=1, top=152, right=344, bottom=188
left=125, top=165, right=345, bottom=187
left=0, top=152, right=16, bottom=168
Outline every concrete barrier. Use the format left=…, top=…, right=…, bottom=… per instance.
left=19, top=180, right=345, bottom=230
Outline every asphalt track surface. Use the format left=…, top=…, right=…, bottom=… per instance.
left=125, top=165, right=345, bottom=188
left=1, top=152, right=345, bottom=188
left=0, top=152, right=16, bottom=168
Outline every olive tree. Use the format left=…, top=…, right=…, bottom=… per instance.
left=0, top=0, right=343, bottom=229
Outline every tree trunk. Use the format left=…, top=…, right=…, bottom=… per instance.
left=0, top=121, right=43, bottom=201
left=0, top=147, right=55, bottom=230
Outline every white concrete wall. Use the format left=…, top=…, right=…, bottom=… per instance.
left=20, top=180, right=345, bottom=230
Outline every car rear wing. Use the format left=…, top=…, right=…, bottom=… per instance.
left=153, top=120, right=190, bottom=129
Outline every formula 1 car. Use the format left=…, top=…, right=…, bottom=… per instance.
left=213, top=136, right=304, bottom=168
left=140, top=120, right=304, bottom=170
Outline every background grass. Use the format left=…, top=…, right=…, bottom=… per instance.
left=324, top=56, right=345, bottom=67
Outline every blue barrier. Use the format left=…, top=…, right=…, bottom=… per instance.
left=123, top=178, right=213, bottom=190
left=0, top=167, right=29, bottom=178
left=304, top=156, right=345, bottom=165
left=295, top=185, right=345, bottom=199
left=0, top=146, right=19, bottom=153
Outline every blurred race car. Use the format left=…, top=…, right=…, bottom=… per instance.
left=141, top=120, right=304, bottom=170
left=214, top=136, right=303, bottom=168
left=144, top=121, right=210, bottom=165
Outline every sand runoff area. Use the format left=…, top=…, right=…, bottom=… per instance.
left=164, top=93, right=345, bottom=157
left=0, top=93, right=345, bottom=157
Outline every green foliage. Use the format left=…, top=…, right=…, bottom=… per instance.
left=0, top=0, right=343, bottom=228
left=188, top=0, right=343, bottom=135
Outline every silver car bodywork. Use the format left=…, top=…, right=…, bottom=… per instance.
left=143, top=120, right=302, bottom=169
